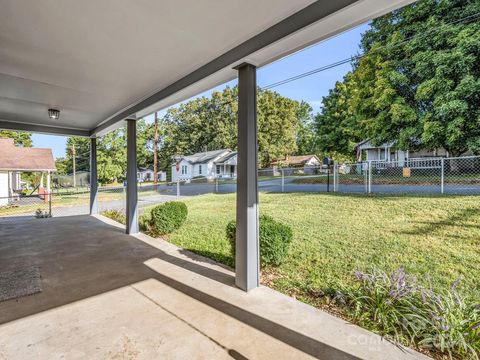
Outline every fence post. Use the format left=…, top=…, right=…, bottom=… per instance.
left=281, top=169, right=285, bottom=193
left=49, top=191, right=52, bottom=217
left=176, top=179, right=180, bottom=198
left=441, top=158, right=445, bottom=194
left=368, top=161, right=372, bottom=194
left=333, top=164, right=337, bottom=192
left=215, top=178, right=219, bottom=193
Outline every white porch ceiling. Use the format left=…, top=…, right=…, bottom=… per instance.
left=0, top=0, right=415, bottom=136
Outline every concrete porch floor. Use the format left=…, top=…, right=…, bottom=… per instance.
left=0, top=215, right=428, bottom=359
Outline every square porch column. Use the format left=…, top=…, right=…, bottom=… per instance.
left=89, top=137, right=98, bottom=215
left=126, top=119, right=139, bottom=234
left=235, top=63, right=260, bottom=291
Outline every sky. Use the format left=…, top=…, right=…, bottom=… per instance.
left=32, top=23, right=369, bottom=159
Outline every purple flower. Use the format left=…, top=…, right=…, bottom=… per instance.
left=451, top=279, right=461, bottom=292
left=472, top=322, right=480, bottom=331
left=354, top=270, right=364, bottom=281
left=441, top=324, right=449, bottom=332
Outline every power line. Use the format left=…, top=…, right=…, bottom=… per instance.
left=260, top=11, right=480, bottom=90
left=186, top=10, right=480, bottom=110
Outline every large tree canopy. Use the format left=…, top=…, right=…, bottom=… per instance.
left=316, top=0, right=480, bottom=157
left=159, top=86, right=310, bottom=168
left=63, top=119, right=153, bottom=184
left=0, top=130, right=32, bottom=147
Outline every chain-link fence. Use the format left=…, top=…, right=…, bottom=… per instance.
left=0, top=193, right=52, bottom=223
left=325, top=156, right=480, bottom=195
left=3, top=155, right=479, bottom=224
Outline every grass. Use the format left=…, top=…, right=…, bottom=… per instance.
left=155, top=193, right=480, bottom=303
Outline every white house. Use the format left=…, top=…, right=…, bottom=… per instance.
left=137, top=167, right=166, bottom=183
left=171, top=149, right=237, bottom=182
left=354, top=140, right=450, bottom=165
left=0, top=138, right=56, bottom=206
left=271, top=155, right=321, bottom=168
left=270, top=155, right=322, bottom=175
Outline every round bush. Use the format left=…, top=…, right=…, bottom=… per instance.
left=148, top=201, right=188, bottom=236
left=226, top=215, right=293, bottom=267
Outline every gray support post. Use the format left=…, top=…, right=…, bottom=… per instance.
left=235, top=63, right=260, bottom=292
left=281, top=169, right=285, bottom=193
left=89, top=137, right=99, bottom=215
left=126, top=119, right=139, bottom=234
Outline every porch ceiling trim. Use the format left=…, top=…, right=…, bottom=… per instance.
left=91, top=0, right=358, bottom=137
left=0, top=119, right=90, bottom=137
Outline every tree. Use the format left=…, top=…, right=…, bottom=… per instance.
left=317, top=0, right=480, bottom=157
left=66, top=137, right=89, bottom=174
left=0, top=130, right=32, bottom=147
left=54, top=158, right=69, bottom=176
left=295, top=101, right=316, bottom=155
left=257, top=89, right=299, bottom=166
left=158, top=86, right=303, bottom=168
left=314, top=74, right=362, bottom=160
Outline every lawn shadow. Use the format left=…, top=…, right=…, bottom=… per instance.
left=399, top=206, right=480, bottom=237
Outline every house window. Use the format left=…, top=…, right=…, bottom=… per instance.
left=181, top=165, right=188, bottom=175
left=216, top=165, right=221, bottom=175
left=198, top=165, right=202, bottom=175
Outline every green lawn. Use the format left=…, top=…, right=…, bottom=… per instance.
left=161, top=193, right=480, bottom=304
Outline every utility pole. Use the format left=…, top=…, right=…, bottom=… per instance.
left=153, top=112, right=158, bottom=191
left=72, top=143, right=76, bottom=188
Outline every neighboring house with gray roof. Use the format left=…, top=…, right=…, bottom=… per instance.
left=171, top=149, right=237, bottom=181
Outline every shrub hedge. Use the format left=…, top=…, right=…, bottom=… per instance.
left=147, top=201, right=188, bottom=236
left=226, top=215, right=293, bottom=267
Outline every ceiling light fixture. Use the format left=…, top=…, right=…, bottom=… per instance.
left=48, top=108, right=60, bottom=120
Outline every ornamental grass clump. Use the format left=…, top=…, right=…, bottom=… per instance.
left=336, top=268, right=480, bottom=359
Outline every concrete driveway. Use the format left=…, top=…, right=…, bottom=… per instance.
left=0, top=215, right=428, bottom=359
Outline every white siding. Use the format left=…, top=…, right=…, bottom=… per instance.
left=0, top=172, right=9, bottom=206
left=171, top=160, right=193, bottom=182
left=305, top=157, right=320, bottom=166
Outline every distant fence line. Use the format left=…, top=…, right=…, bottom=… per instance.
left=2, top=155, right=480, bottom=222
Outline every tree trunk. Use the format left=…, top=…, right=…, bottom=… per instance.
left=153, top=112, right=158, bottom=191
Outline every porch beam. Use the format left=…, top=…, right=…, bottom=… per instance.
left=89, top=137, right=99, bottom=215
left=235, top=63, right=259, bottom=292
left=0, top=120, right=90, bottom=137
left=126, top=119, right=139, bottom=234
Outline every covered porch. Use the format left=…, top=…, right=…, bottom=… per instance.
left=0, top=215, right=425, bottom=359
left=0, top=0, right=424, bottom=358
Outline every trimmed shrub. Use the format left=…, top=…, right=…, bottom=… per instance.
left=226, top=215, right=293, bottom=267
left=101, top=209, right=125, bottom=224
left=147, top=201, right=188, bottom=236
